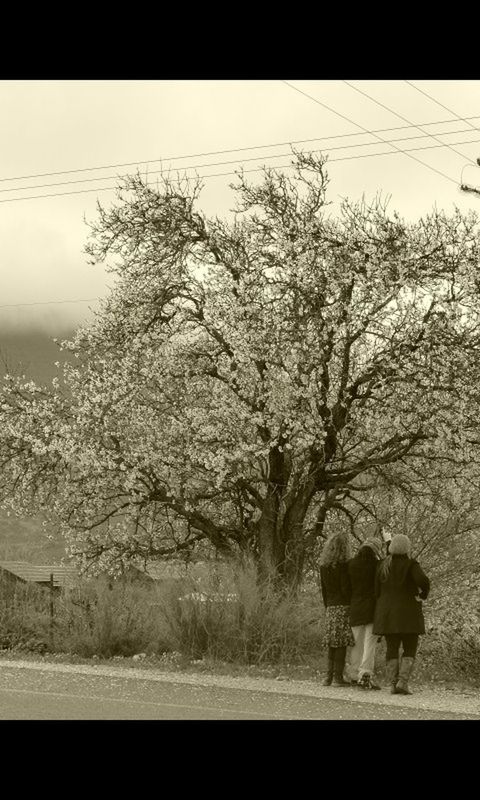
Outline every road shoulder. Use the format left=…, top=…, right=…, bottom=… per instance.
left=0, top=655, right=478, bottom=718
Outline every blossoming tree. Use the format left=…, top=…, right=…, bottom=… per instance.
left=2, top=152, right=480, bottom=587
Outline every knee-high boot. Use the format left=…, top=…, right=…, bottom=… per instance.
left=332, top=646, right=350, bottom=686
left=386, top=659, right=400, bottom=694
left=323, top=647, right=335, bottom=686
left=396, top=657, right=415, bottom=695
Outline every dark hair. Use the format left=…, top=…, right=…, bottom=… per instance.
left=358, top=546, right=377, bottom=561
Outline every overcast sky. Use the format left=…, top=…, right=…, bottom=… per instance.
left=1, top=79, right=480, bottom=334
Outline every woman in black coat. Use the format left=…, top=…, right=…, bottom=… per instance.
left=320, top=532, right=354, bottom=687
left=373, top=533, right=430, bottom=695
left=347, top=537, right=383, bottom=690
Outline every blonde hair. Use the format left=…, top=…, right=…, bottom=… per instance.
left=321, top=532, right=351, bottom=567
left=379, top=534, right=412, bottom=581
left=379, top=555, right=392, bottom=581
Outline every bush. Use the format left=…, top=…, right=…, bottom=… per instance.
left=0, top=565, right=326, bottom=666
left=53, top=576, right=173, bottom=658
left=419, top=598, right=480, bottom=682
left=156, top=562, right=324, bottom=665
left=0, top=577, right=51, bottom=653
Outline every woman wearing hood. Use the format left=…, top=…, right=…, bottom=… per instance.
left=373, top=534, right=430, bottom=695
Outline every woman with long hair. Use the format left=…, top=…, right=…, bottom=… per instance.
left=373, top=533, right=430, bottom=695
left=320, top=532, right=354, bottom=686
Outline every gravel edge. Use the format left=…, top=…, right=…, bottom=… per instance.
left=0, top=656, right=478, bottom=717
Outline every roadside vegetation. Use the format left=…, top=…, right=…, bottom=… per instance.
left=1, top=562, right=480, bottom=689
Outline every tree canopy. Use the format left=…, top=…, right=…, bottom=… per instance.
left=2, top=152, right=480, bottom=585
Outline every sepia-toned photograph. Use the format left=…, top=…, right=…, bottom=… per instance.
left=1, top=79, right=480, bottom=720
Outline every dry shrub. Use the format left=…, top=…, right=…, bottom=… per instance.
left=53, top=576, right=172, bottom=657
left=0, top=576, right=51, bottom=652
left=419, top=598, right=480, bottom=682
left=0, top=564, right=325, bottom=668
left=156, top=562, right=324, bottom=665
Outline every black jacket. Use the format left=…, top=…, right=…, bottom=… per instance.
left=373, top=555, right=430, bottom=635
left=347, top=549, right=378, bottom=626
left=320, top=563, right=351, bottom=608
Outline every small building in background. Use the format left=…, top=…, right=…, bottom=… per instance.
left=0, top=561, right=78, bottom=591
left=0, top=558, right=235, bottom=596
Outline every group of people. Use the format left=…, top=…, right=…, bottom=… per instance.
left=320, top=530, right=430, bottom=695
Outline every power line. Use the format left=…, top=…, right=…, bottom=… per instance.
left=404, top=82, right=480, bottom=193
left=2, top=126, right=479, bottom=196
left=4, top=88, right=479, bottom=309
left=0, top=298, right=101, bottom=309
left=167, top=135, right=480, bottom=179
left=2, top=115, right=480, bottom=188
left=4, top=132, right=479, bottom=205
left=281, top=80, right=459, bottom=187
left=4, top=126, right=480, bottom=307
left=404, top=81, right=480, bottom=135
left=342, top=79, right=474, bottom=164
left=330, top=136, right=480, bottom=161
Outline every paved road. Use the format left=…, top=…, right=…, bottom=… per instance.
left=0, top=661, right=476, bottom=720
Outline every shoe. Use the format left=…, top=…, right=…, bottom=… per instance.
left=395, top=657, right=415, bottom=695
left=359, top=673, right=381, bottom=690
left=386, top=659, right=400, bottom=694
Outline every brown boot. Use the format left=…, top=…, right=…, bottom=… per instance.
left=322, top=647, right=335, bottom=686
left=386, top=659, right=400, bottom=694
left=396, top=657, right=415, bottom=695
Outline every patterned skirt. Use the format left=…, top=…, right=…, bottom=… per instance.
left=323, top=605, right=355, bottom=648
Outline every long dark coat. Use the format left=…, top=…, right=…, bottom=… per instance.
left=373, top=554, right=430, bottom=635
left=347, top=550, right=378, bottom=626
left=320, top=563, right=351, bottom=608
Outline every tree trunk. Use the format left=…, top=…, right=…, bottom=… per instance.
left=255, top=488, right=313, bottom=594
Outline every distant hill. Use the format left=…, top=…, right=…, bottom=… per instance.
left=0, top=510, right=67, bottom=563
left=0, top=327, right=75, bottom=563
left=0, top=328, right=75, bottom=385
